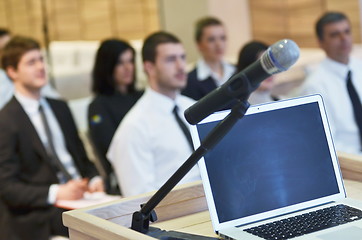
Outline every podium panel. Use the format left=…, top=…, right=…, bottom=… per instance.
left=338, top=151, right=362, bottom=182
left=63, top=181, right=210, bottom=240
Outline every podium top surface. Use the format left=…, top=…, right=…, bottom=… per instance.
left=63, top=177, right=362, bottom=240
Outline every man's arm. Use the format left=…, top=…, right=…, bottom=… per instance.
left=108, top=120, right=155, bottom=197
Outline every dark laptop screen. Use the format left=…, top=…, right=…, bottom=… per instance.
left=197, top=102, right=340, bottom=223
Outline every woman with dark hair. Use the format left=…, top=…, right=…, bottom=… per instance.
left=237, top=40, right=279, bottom=105
left=88, top=39, right=143, bottom=194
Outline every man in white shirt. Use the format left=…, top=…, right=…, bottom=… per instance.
left=0, top=36, right=103, bottom=240
left=107, top=31, right=201, bottom=197
left=182, top=16, right=235, bottom=101
left=301, top=11, right=362, bottom=155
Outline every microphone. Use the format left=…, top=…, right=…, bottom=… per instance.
left=184, top=39, right=300, bottom=125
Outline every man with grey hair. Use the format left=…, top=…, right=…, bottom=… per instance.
left=301, top=11, right=362, bottom=155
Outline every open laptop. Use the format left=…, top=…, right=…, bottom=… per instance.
left=190, top=94, right=362, bottom=240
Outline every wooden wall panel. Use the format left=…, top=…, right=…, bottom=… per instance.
left=142, top=0, right=160, bottom=35
left=28, top=0, right=44, bottom=42
left=47, top=0, right=82, bottom=41
left=6, top=0, right=32, bottom=35
left=79, top=0, right=113, bottom=40
left=249, top=0, right=361, bottom=48
left=286, top=0, right=325, bottom=47
left=326, top=0, right=361, bottom=43
left=249, top=0, right=287, bottom=45
left=0, top=0, right=9, bottom=27
left=0, top=0, right=43, bottom=42
left=114, top=0, right=145, bottom=40
left=0, top=0, right=159, bottom=44
left=112, top=0, right=159, bottom=40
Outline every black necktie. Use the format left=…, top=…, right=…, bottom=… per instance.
left=39, top=105, right=72, bottom=181
left=346, top=70, right=362, bottom=149
left=173, top=105, right=194, bottom=151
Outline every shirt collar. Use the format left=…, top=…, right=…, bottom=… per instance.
left=196, top=58, right=235, bottom=85
left=144, top=87, right=182, bottom=114
left=323, top=57, right=351, bottom=81
left=15, top=91, right=42, bottom=115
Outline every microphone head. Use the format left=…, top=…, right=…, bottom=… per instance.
left=261, top=39, right=300, bottom=74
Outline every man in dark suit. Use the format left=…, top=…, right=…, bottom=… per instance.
left=182, top=16, right=235, bottom=101
left=0, top=36, right=104, bottom=240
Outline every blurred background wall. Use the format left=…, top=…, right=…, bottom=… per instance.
left=1, top=0, right=362, bottom=162
left=1, top=0, right=360, bottom=53
left=1, top=0, right=361, bottom=101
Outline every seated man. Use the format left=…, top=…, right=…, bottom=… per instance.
left=107, top=31, right=201, bottom=197
left=300, top=11, right=362, bottom=155
left=0, top=36, right=104, bottom=240
left=0, top=28, right=60, bottom=110
left=182, top=16, right=235, bottom=100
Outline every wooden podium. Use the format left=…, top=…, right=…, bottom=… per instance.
left=62, top=180, right=215, bottom=240
left=63, top=151, right=362, bottom=240
left=338, top=151, right=362, bottom=182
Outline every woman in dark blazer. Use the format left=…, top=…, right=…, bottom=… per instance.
left=88, top=39, right=142, bottom=194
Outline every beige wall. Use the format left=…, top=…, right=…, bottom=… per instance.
left=208, top=0, right=251, bottom=63
left=158, top=0, right=209, bottom=64
left=158, top=0, right=251, bottom=65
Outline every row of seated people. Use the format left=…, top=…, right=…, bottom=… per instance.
left=89, top=17, right=281, bottom=196
left=1, top=11, right=362, bottom=240
left=0, top=16, right=279, bottom=198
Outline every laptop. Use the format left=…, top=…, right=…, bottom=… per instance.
left=190, top=94, right=362, bottom=240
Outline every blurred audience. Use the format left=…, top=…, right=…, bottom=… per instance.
left=237, top=40, right=279, bottom=105
left=0, top=35, right=103, bottom=240
left=182, top=16, right=235, bottom=100
left=300, top=11, right=362, bottom=155
left=88, top=39, right=143, bottom=194
left=107, top=31, right=200, bottom=197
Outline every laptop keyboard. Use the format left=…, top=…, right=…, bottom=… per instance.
left=244, top=204, right=362, bottom=240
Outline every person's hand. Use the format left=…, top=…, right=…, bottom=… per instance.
left=88, top=178, right=105, bottom=193
left=56, top=179, right=89, bottom=200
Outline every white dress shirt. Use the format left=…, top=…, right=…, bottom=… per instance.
left=196, top=58, right=236, bottom=86
left=0, top=69, right=13, bottom=110
left=300, top=57, right=362, bottom=155
left=15, top=92, right=81, bottom=203
left=107, top=87, right=201, bottom=197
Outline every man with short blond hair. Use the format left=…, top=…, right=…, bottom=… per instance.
left=301, top=12, right=362, bottom=155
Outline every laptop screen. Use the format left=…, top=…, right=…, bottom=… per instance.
left=192, top=95, right=345, bottom=231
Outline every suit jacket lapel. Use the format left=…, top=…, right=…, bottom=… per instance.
left=9, top=97, right=48, bottom=160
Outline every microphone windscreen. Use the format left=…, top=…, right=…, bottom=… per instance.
left=261, top=39, right=300, bottom=75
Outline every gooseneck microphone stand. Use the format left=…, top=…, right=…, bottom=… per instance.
left=131, top=100, right=250, bottom=237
